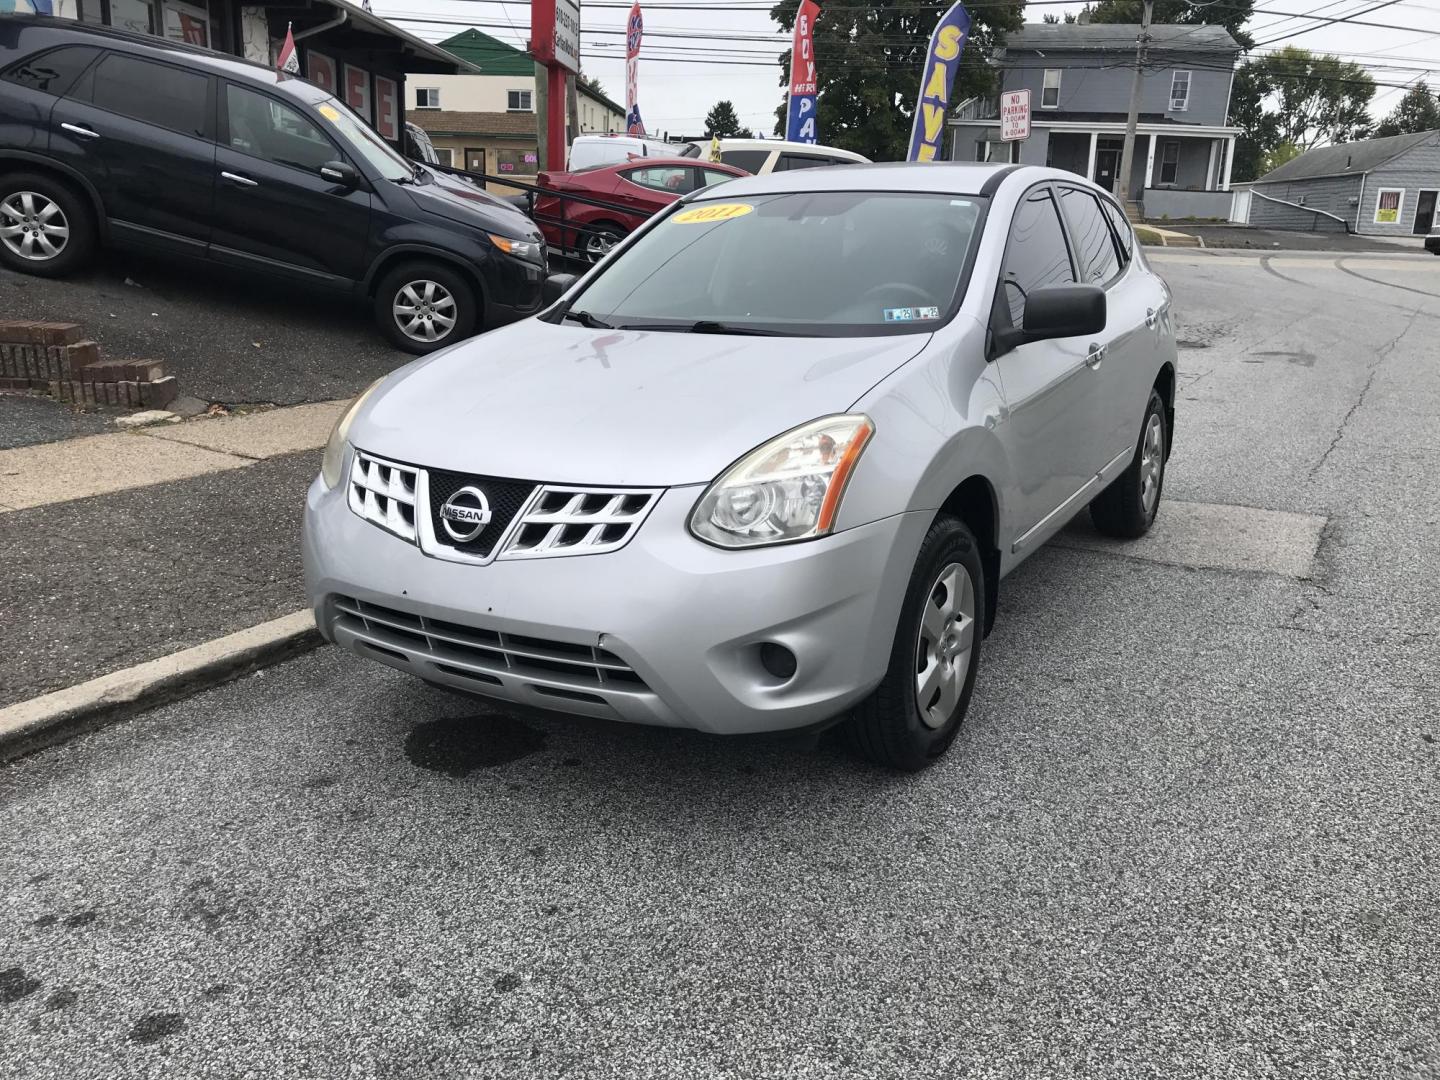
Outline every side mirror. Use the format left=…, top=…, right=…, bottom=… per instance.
left=992, top=284, right=1106, bottom=356
left=319, top=161, right=360, bottom=190
left=543, top=272, right=578, bottom=305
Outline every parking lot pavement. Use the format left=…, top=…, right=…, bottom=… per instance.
left=3, top=253, right=1439, bottom=1078
left=1, top=252, right=409, bottom=407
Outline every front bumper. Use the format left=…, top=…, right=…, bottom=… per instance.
left=303, top=470, right=929, bottom=735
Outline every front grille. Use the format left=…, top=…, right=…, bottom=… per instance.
left=348, top=451, right=418, bottom=543
left=424, top=467, right=536, bottom=558
left=332, top=596, right=649, bottom=691
left=503, top=486, right=661, bottom=559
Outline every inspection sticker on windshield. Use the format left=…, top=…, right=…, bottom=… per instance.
left=884, top=306, right=940, bottom=322
left=672, top=203, right=754, bottom=224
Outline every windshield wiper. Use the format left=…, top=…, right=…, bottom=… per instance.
left=615, top=320, right=794, bottom=336
left=562, top=309, right=613, bottom=329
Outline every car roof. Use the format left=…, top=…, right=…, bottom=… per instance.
left=8, top=16, right=334, bottom=103
left=705, top=138, right=870, bottom=163
left=683, top=161, right=1071, bottom=200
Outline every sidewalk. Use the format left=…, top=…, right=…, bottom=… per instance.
left=0, top=402, right=343, bottom=707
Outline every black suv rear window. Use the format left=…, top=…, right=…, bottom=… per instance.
left=1, top=46, right=100, bottom=96
left=86, top=53, right=209, bottom=139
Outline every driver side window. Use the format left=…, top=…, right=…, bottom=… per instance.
left=225, top=84, right=337, bottom=174
left=1000, top=188, right=1076, bottom=326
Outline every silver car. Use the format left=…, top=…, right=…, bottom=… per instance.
left=304, top=163, right=1175, bottom=770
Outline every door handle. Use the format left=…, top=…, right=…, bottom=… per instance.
left=1085, top=343, right=1107, bottom=369
left=60, top=122, right=99, bottom=139
left=221, top=171, right=258, bottom=188
left=1145, top=307, right=1160, bottom=330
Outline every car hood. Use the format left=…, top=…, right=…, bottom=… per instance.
left=356, top=320, right=931, bottom=486
left=401, top=170, right=542, bottom=241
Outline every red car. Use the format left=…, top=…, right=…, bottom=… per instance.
left=534, top=158, right=750, bottom=261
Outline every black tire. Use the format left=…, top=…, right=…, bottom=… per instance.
left=1090, top=387, right=1168, bottom=539
left=583, top=223, right=625, bottom=263
left=374, top=260, right=479, bottom=355
left=846, top=515, right=986, bottom=772
left=0, top=171, right=97, bottom=277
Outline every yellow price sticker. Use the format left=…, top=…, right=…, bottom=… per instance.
left=672, top=203, right=754, bottom=225
left=317, top=104, right=340, bottom=122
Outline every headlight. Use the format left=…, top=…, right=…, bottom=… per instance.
left=489, top=233, right=543, bottom=262
left=320, top=377, right=385, bottom=489
left=689, top=415, right=875, bottom=549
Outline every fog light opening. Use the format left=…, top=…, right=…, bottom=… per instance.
left=759, top=642, right=798, bottom=682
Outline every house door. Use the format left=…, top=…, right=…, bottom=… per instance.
left=1413, top=190, right=1437, bottom=235
left=1094, top=147, right=1121, bottom=192
left=465, top=148, right=486, bottom=175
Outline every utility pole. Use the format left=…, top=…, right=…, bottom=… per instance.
left=1117, top=0, right=1153, bottom=211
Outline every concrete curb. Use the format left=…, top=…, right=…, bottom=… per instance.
left=0, top=610, right=321, bottom=763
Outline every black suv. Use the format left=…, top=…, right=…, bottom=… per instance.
left=0, top=17, right=547, bottom=353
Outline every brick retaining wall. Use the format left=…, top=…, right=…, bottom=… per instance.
left=0, top=321, right=177, bottom=408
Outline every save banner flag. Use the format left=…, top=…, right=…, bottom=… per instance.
left=625, top=3, right=646, bottom=136
left=906, top=0, right=971, bottom=163
left=785, top=0, right=822, bottom=144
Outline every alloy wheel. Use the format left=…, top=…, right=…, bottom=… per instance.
left=0, top=191, right=70, bottom=262
left=1140, top=412, right=1165, bottom=516
left=585, top=232, right=617, bottom=262
left=914, top=561, right=976, bottom=730
left=392, top=279, right=457, bottom=343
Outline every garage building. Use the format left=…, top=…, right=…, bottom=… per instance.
left=1248, top=130, right=1440, bottom=237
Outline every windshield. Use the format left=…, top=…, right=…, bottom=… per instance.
left=315, top=96, right=412, bottom=181
left=566, top=191, right=983, bottom=336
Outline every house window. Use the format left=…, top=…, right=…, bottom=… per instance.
left=415, top=87, right=439, bottom=109
left=1374, top=188, right=1404, bottom=224
left=975, top=140, right=989, bottom=162
left=1170, top=70, right=1191, bottom=112
left=1159, top=140, right=1180, bottom=185
left=1042, top=69, right=1061, bottom=109
left=507, top=89, right=533, bottom=112
left=433, top=147, right=453, bottom=166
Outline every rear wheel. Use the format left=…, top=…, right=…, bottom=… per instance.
left=0, top=172, right=96, bottom=277
left=1090, top=388, right=1167, bottom=538
left=374, top=261, right=478, bottom=354
left=846, top=515, right=985, bottom=771
left=583, top=224, right=624, bottom=263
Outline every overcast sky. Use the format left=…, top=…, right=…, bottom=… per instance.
left=377, top=0, right=1440, bottom=137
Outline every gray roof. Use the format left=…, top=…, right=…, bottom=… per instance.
left=1257, top=130, right=1439, bottom=182
left=1004, top=23, right=1239, bottom=53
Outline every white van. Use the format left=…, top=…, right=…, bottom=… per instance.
left=679, top=138, right=870, bottom=174
left=567, top=134, right=684, bottom=171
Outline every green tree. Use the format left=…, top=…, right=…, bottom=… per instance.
left=1257, top=140, right=1301, bottom=175
left=1041, top=11, right=1077, bottom=23
left=1084, top=0, right=1255, bottom=48
left=1254, top=45, right=1374, bottom=150
left=579, top=73, right=607, bottom=98
left=1374, top=82, right=1440, bottom=138
left=704, top=100, right=745, bottom=138
left=769, top=0, right=1023, bottom=160
left=1228, top=63, right=1279, bottom=182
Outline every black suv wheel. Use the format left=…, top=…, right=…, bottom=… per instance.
left=0, top=172, right=96, bottom=277
left=374, top=261, right=479, bottom=355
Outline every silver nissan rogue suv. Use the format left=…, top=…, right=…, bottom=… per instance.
left=304, top=162, right=1176, bottom=770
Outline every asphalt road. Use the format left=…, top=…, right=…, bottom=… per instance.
left=3, top=252, right=1439, bottom=1078
left=1, top=252, right=408, bottom=406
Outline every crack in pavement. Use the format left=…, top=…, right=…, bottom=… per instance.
left=1308, top=306, right=1422, bottom=480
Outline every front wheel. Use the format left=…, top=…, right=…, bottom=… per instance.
left=846, top=515, right=985, bottom=772
left=374, top=261, right=479, bottom=354
left=1090, top=388, right=1167, bottom=538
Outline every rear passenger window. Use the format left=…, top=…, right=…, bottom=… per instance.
left=1000, top=188, right=1076, bottom=326
left=89, top=53, right=209, bottom=139
left=719, top=149, right=770, bottom=174
left=1, top=46, right=100, bottom=96
left=777, top=154, right=831, bottom=171
left=1100, top=197, right=1133, bottom=263
left=1059, top=186, right=1122, bottom=285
